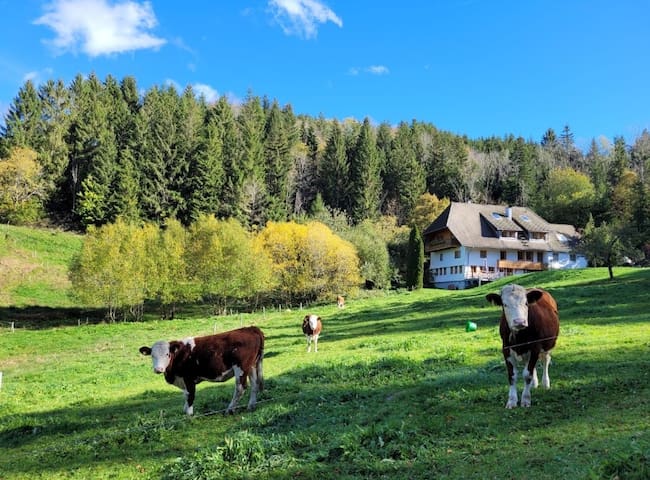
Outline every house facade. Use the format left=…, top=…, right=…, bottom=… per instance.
left=423, top=202, right=587, bottom=290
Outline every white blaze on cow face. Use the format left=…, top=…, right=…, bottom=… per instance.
left=148, top=341, right=172, bottom=374
left=500, top=284, right=530, bottom=332
left=308, top=314, right=319, bottom=331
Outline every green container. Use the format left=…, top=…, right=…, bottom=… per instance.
left=465, top=321, right=477, bottom=332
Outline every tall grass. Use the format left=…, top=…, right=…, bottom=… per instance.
left=0, top=226, right=648, bottom=479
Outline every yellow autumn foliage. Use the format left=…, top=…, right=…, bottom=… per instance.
left=255, top=221, right=361, bottom=302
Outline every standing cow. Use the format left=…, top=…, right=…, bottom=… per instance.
left=486, top=284, right=559, bottom=408
left=139, top=326, right=264, bottom=415
left=302, top=314, right=322, bottom=352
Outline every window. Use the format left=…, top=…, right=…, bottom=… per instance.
left=537, top=252, right=544, bottom=262
left=480, top=250, right=487, bottom=258
left=500, top=251, right=507, bottom=260
left=570, top=254, right=576, bottom=261
left=439, top=253, right=443, bottom=261
left=518, top=251, right=524, bottom=260
left=520, top=214, right=530, bottom=222
left=454, top=250, right=461, bottom=259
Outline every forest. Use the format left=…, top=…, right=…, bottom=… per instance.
left=0, top=73, right=649, bottom=264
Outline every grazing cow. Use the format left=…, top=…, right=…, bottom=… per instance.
left=139, top=326, right=264, bottom=416
left=302, top=314, right=322, bottom=352
left=486, top=284, right=559, bottom=409
left=337, top=295, right=345, bottom=308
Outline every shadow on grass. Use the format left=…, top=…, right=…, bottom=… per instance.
left=1, top=345, right=648, bottom=478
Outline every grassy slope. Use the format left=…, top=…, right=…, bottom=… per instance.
left=0, top=227, right=648, bottom=479
left=0, top=224, right=83, bottom=308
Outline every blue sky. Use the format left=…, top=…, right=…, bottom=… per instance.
left=1, top=0, right=649, bottom=150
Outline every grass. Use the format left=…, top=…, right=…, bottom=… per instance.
left=0, top=226, right=649, bottom=479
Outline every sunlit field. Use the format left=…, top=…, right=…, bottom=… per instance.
left=1, top=252, right=649, bottom=479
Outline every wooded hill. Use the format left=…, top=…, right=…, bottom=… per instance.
left=1, top=73, right=649, bottom=263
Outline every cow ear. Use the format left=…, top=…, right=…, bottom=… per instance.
left=169, top=342, right=182, bottom=354
left=139, top=346, right=152, bottom=356
left=527, top=289, right=544, bottom=305
left=486, top=293, right=502, bottom=306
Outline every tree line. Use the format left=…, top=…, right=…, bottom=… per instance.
left=70, top=215, right=429, bottom=320
left=1, top=73, right=649, bottom=264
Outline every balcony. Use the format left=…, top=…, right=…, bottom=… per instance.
left=424, top=239, right=459, bottom=253
left=497, top=259, right=545, bottom=271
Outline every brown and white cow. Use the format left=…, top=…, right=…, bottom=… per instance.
left=337, top=295, right=345, bottom=308
left=486, top=284, right=559, bottom=409
left=302, top=314, right=322, bottom=352
left=139, top=326, right=264, bottom=415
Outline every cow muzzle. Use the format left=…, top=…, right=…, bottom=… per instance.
left=153, top=367, right=165, bottom=374
left=510, top=319, right=528, bottom=331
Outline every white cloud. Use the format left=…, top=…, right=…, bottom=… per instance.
left=348, top=65, right=390, bottom=76
left=34, top=0, right=166, bottom=57
left=193, top=83, right=219, bottom=103
left=22, top=68, right=54, bottom=85
left=268, top=0, right=342, bottom=39
left=367, top=65, right=389, bottom=75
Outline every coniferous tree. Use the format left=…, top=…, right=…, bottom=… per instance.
left=67, top=73, right=117, bottom=227
left=1, top=80, right=42, bottom=151
left=319, top=120, right=349, bottom=212
left=174, top=86, right=206, bottom=224
left=37, top=79, right=71, bottom=200
left=187, top=102, right=225, bottom=223
left=264, top=100, right=292, bottom=221
left=349, top=117, right=381, bottom=223
left=386, top=122, right=425, bottom=224
left=137, top=85, right=182, bottom=222
left=214, top=96, right=243, bottom=219
left=608, top=136, right=629, bottom=187
left=405, top=224, right=424, bottom=290
left=238, top=92, right=267, bottom=227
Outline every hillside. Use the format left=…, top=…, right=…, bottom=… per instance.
left=0, top=225, right=648, bottom=479
left=0, top=224, right=82, bottom=308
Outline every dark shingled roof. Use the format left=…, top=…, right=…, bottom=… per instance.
left=423, top=202, right=579, bottom=252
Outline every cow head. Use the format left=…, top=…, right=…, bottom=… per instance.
left=139, top=341, right=184, bottom=374
left=486, top=284, right=544, bottom=332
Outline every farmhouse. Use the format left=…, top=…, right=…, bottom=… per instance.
left=423, top=202, right=587, bottom=289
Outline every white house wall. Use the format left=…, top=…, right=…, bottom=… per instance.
left=429, top=246, right=587, bottom=289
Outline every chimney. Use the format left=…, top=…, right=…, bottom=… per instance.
left=505, top=206, right=512, bottom=220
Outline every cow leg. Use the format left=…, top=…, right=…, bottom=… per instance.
left=306, top=336, right=312, bottom=353
left=540, top=351, right=552, bottom=388
left=505, top=354, right=518, bottom=409
left=532, top=365, right=539, bottom=388
left=521, top=352, right=539, bottom=407
left=184, top=381, right=196, bottom=416
left=313, top=334, right=319, bottom=352
left=247, top=367, right=259, bottom=411
left=226, top=365, right=245, bottom=414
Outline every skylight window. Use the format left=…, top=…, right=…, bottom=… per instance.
left=491, top=212, right=502, bottom=219
left=520, top=214, right=530, bottom=222
left=556, top=233, right=568, bottom=243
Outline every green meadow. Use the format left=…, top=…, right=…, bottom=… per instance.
left=0, top=224, right=648, bottom=479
